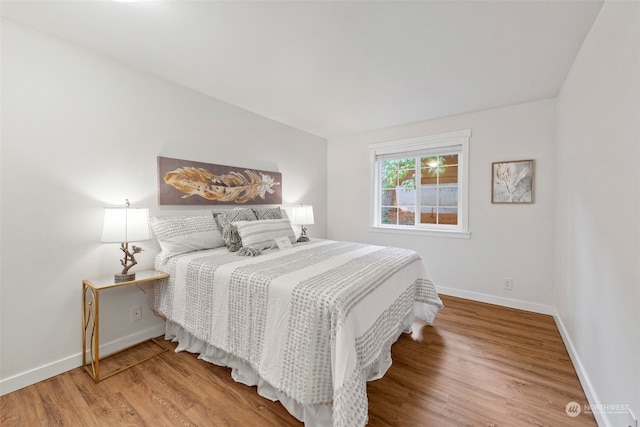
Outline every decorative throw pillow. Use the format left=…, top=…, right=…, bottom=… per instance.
left=150, top=215, right=224, bottom=259
left=233, top=218, right=297, bottom=252
left=212, top=208, right=258, bottom=252
left=252, top=207, right=284, bottom=220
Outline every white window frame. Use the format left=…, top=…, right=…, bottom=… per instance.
left=369, top=129, right=471, bottom=239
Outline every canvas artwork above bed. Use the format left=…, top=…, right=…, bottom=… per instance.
left=149, top=208, right=443, bottom=426
left=157, top=156, right=283, bottom=206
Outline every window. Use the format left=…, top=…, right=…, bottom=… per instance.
left=370, top=129, right=470, bottom=238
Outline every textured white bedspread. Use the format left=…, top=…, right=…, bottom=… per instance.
left=154, top=240, right=443, bottom=426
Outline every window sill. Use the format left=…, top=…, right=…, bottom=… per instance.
left=369, top=226, right=471, bottom=239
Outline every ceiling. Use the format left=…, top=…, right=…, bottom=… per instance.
left=1, top=0, right=603, bottom=139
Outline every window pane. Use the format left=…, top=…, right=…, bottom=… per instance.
left=441, top=154, right=458, bottom=166
left=382, top=159, right=415, bottom=189
left=395, top=187, right=415, bottom=206
left=438, top=184, right=458, bottom=206
left=381, top=162, right=398, bottom=189
left=400, top=158, right=416, bottom=169
left=381, top=207, right=415, bottom=225
left=381, top=207, right=397, bottom=225
left=419, top=207, right=458, bottom=225
left=420, top=157, right=438, bottom=185
left=381, top=158, right=416, bottom=226
left=439, top=164, right=458, bottom=184
left=398, top=207, right=415, bottom=225
left=438, top=208, right=458, bottom=225
left=397, top=169, right=415, bottom=188
left=419, top=154, right=459, bottom=225
left=420, top=207, right=437, bottom=224
left=381, top=189, right=397, bottom=207
left=420, top=185, right=437, bottom=206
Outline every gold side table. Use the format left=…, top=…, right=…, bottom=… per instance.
left=82, top=269, right=169, bottom=382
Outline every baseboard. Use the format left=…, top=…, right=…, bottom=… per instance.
left=553, top=311, right=609, bottom=427
left=0, top=323, right=166, bottom=396
left=437, top=286, right=554, bottom=315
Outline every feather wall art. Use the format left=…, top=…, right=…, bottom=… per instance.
left=158, top=156, right=282, bottom=205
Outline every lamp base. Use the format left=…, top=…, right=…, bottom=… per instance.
left=114, top=272, right=136, bottom=283
left=296, top=236, right=310, bottom=242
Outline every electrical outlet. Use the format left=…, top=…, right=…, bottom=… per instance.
left=504, top=278, right=513, bottom=290
left=130, top=305, right=142, bottom=322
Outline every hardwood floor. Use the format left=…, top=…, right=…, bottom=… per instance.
left=1, top=295, right=596, bottom=426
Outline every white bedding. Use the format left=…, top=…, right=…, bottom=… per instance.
left=153, top=239, right=443, bottom=426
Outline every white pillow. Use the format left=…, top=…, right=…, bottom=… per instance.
left=233, top=218, right=296, bottom=251
left=150, top=215, right=225, bottom=259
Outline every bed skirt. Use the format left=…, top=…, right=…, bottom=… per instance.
left=163, top=302, right=439, bottom=426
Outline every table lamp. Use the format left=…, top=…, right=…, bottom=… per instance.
left=101, top=199, right=151, bottom=282
left=291, top=204, right=314, bottom=242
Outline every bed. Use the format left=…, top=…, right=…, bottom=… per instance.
left=150, top=209, right=443, bottom=426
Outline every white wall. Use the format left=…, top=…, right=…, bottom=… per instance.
left=327, top=99, right=557, bottom=313
left=0, top=20, right=327, bottom=394
left=555, top=1, right=640, bottom=426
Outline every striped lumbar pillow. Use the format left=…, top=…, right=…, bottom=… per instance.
left=233, top=218, right=296, bottom=252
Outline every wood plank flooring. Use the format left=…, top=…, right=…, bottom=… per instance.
left=1, top=295, right=596, bottom=426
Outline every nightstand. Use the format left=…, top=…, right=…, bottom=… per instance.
left=82, top=269, right=169, bottom=382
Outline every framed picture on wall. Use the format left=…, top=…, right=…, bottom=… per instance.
left=491, top=159, right=535, bottom=204
left=157, top=156, right=282, bottom=205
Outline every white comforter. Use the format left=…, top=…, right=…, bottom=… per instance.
left=154, top=240, right=443, bottom=426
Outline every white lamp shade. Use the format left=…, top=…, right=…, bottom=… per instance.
left=101, top=207, right=151, bottom=243
left=291, top=205, right=315, bottom=226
